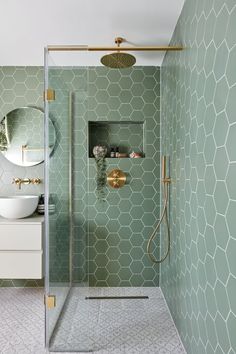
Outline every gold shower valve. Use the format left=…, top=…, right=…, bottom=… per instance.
left=107, top=169, right=126, bottom=189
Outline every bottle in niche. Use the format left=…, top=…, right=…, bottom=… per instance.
left=115, top=147, right=119, bottom=158
left=110, top=147, right=115, bottom=158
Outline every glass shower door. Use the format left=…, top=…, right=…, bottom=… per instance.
left=44, top=49, right=72, bottom=346
left=44, top=47, right=161, bottom=353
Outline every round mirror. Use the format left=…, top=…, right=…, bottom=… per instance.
left=0, top=107, right=56, bottom=167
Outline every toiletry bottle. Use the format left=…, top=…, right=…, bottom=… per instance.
left=115, top=147, right=119, bottom=158
left=38, top=194, right=44, bottom=206
left=37, top=194, right=45, bottom=214
left=110, top=147, right=115, bottom=158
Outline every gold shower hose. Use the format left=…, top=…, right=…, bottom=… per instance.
left=147, top=160, right=171, bottom=263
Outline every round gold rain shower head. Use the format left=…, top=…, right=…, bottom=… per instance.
left=100, top=37, right=136, bottom=69
left=101, top=52, right=136, bottom=68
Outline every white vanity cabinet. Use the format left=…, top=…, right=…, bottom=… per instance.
left=0, top=216, right=44, bottom=279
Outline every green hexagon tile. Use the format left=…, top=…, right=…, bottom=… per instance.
left=161, top=0, right=236, bottom=353
left=0, top=67, right=44, bottom=198
left=40, top=67, right=161, bottom=287
left=69, top=66, right=161, bottom=286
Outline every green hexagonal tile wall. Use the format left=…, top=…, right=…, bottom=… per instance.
left=69, top=66, right=161, bottom=287
left=161, top=0, right=236, bottom=353
left=18, top=66, right=159, bottom=287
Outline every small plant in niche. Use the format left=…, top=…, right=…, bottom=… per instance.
left=93, top=145, right=107, bottom=201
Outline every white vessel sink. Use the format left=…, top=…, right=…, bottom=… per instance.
left=0, top=196, right=39, bottom=219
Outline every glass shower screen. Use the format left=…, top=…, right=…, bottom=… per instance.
left=44, top=46, right=161, bottom=352
left=44, top=47, right=89, bottom=349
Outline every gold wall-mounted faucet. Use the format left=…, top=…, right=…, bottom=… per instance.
left=12, top=178, right=41, bottom=190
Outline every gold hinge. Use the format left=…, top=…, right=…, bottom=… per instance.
left=44, top=89, right=55, bottom=101
left=44, top=294, right=56, bottom=309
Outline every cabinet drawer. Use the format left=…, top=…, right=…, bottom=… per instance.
left=0, top=224, right=42, bottom=250
left=0, top=251, right=43, bottom=279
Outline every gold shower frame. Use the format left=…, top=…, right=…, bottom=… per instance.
left=47, top=45, right=183, bottom=52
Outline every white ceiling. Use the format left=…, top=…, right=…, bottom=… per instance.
left=0, top=0, right=185, bottom=66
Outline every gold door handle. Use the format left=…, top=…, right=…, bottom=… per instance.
left=107, top=169, right=126, bottom=189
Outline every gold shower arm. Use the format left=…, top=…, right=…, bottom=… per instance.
left=47, top=45, right=183, bottom=52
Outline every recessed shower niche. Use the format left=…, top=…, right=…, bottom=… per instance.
left=88, top=121, right=145, bottom=158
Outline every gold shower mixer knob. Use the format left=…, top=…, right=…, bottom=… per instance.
left=107, top=169, right=126, bottom=189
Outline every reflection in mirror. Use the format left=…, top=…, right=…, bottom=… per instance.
left=0, top=107, right=56, bottom=167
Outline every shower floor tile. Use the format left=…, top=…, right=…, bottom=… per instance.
left=50, top=287, right=185, bottom=353
left=0, top=287, right=185, bottom=353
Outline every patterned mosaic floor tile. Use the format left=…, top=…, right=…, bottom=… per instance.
left=50, top=287, right=186, bottom=353
left=0, top=287, right=185, bottom=353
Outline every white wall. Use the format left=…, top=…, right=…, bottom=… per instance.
left=0, top=0, right=185, bottom=66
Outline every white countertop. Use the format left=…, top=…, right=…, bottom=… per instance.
left=0, top=214, right=44, bottom=224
